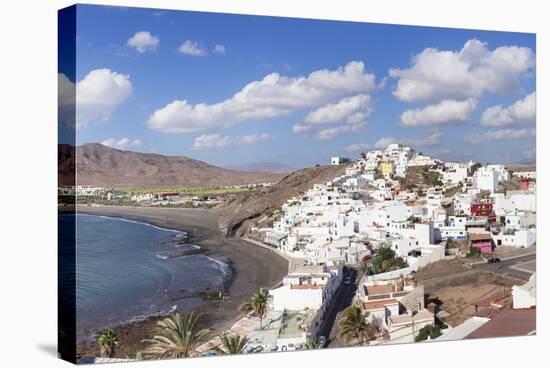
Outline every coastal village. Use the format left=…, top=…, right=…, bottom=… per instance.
left=66, top=143, right=537, bottom=361
left=195, top=143, right=536, bottom=354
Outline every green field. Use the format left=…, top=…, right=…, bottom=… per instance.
left=118, top=187, right=257, bottom=196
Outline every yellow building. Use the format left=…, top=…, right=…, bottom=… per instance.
left=378, top=161, right=394, bottom=177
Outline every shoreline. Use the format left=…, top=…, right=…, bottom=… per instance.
left=71, top=205, right=289, bottom=359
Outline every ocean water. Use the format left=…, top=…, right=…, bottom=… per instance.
left=59, top=213, right=231, bottom=339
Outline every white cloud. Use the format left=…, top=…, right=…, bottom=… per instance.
left=127, top=31, right=159, bottom=53
left=58, top=73, right=75, bottom=126
left=465, top=128, right=535, bottom=143
left=401, top=130, right=443, bottom=147
left=373, top=130, right=442, bottom=149
left=292, top=124, right=313, bottom=134
left=343, top=143, right=370, bottom=153
left=390, top=39, right=534, bottom=102
left=178, top=40, right=208, bottom=56
left=481, top=92, right=536, bottom=127
left=192, top=133, right=271, bottom=150
left=293, top=94, right=371, bottom=140
left=213, top=44, right=226, bottom=54
left=148, top=61, right=376, bottom=133
left=315, top=123, right=365, bottom=140
left=101, top=137, right=142, bottom=149
left=239, top=133, right=271, bottom=144
left=373, top=137, right=397, bottom=149
left=76, top=69, right=133, bottom=128
left=304, top=94, right=371, bottom=125
left=400, top=99, right=477, bottom=127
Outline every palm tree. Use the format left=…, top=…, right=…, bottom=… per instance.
left=304, top=340, right=321, bottom=349
left=212, top=334, right=249, bottom=355
left=142, top=312, right=213, bottom=359
left=338, top=306, right=370, bottom=346
left=97, top=329, right=119, bottom=358
left=239, top=288, right=270, bottom=328
left=357, top=261, right=370, bottom=278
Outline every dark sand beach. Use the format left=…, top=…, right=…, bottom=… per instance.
left=73, top=205, right=288, bottom=359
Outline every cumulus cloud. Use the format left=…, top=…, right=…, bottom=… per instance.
left=373, top=130, right=442, bottom=149
left=213, top=44, right=226, bottom=54
left=343, top=142, right=370, bottom=153
left=75, top=69, right=133, bottom=128
left=481, top=92, right=536, bottom=127
left=192, top=133, right=271, bottom=150
left=303, top=94, right=371, bottom=125
left=178, top=40, right=208, bottom=56
left=127, top=31, right=159, bottom=53
left=373, top=137, right=397, bottom=149
left=292, top=124, right=314, bottom=134
left=315, top=123, right=365, bottom=140
left=148, top=61, right=376, bottom=133
left=465, top=128, right=535, bottom=143
left=390, top=39, right=534, bottom=102
left=293, top=94, right=371, bottom=139
left=400, top=99, right=476, bottom=127
left=58, top=73, right=76, bottom=127
left=402, top=130, right=443, bottom=147
left=101, top=137, right=142, bottom=149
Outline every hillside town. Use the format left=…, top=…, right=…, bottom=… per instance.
left=66, top=143, right=537, bottom=359
left=214, top=143, right=536, bottom=351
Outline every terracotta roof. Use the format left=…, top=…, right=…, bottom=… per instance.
left=362, top=299, right=398, bottom=310
left=469, top=233, right=493, bottom=241
left=466, top=308, right=536, bottom=339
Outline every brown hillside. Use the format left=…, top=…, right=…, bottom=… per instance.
left=215, top=163, right=350, bottom=236
left=58, top=144, right=286, bottom=189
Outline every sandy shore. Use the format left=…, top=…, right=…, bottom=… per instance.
left=72, top=205, right=288, bottom=359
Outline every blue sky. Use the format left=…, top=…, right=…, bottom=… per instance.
left=60, top=4, right=536, bottom=168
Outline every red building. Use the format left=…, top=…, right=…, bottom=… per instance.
left=471, top=198, right=496, bottom=222
left=519, top=179, right=531, bottom=190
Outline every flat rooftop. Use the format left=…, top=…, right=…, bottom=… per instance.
left=362, top=299, right=398, bottom=310
left=278, top=310, right=310, bottom=339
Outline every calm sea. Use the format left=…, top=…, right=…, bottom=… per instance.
left=59, top=213, right=230, bottom=339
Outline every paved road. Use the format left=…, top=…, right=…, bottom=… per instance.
left=321, top=269, right=358, bottom=348
left=471, top=253, right=536, bottom=281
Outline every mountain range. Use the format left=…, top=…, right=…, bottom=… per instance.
left=58, top=143, right=287, bottom=189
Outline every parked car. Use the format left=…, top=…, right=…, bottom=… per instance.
left=362, top=255, right=372, bottom=262
left=487, top=257, right=501, bottom=264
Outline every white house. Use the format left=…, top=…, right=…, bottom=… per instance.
left=512, top=170, right=536, bottom=180
left=492, top=229, right=536, bottom=247
left=492, top=191, right=536, bottom=215
left=512, top=274, right=536, bottom=309
left=331, top=156, right=350, bottom=165
left=504, top=211, right=536, bottom=230
left=270, top=265, right=342, bottom=312
left=443, top=162, right=470, bottom=185
left=474, top=167, right=499, bottom=192
left=386, top=308, right=435, bottom=344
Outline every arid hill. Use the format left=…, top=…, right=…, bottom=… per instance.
left=214, top=163, right=351, bottom=236
left=58, top=143, right=286, bottom=189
